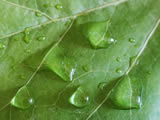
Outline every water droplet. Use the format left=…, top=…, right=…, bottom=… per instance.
left=55, top=4, right=63, bottom=9
left=81, top=20, right=116, bottom=49
left=35, top=12, right=42, bottom=17
left=82, top=65, right=89, bottom=72
left=69, top=87, right=89, bottom=107
left=11, top=86, right=34, bottom=109
left=24, top=28, right=31, bottom=44
left=98, top=82, right=107, bottom=90
left=129, top=38, right=135, bottom=43
left=110, top=75, right=143, bottom=109
left=38, top=36, right=46, bottom=41
left=116, top=57, right=121, bottom=62
left=0, top=43, right=6, bottom=49
left=116, top=68, right=122, bottom=73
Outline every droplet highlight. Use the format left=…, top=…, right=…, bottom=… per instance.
left=11, top=86, right=34, bottom=109
left=69, top=87, right=89, bottom=107
left=116, top=68, right=122, bottom=73
left=110, top=75, right=143, bottom=109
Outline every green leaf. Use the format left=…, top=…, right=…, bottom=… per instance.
left=0, top=0, right=160, bottom=120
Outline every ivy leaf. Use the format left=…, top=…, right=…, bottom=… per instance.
left=0, top=0, right=160, bottom=120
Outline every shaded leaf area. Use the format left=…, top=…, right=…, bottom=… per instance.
left=0, top=0, right=160, bottom=120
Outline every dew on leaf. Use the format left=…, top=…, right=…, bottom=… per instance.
left=98, top=82, right=107, bottom=90
left=11, top=86, right=34, bottom=109
left=129, top=38, right=136, bottom=43
left=55, top=4, right=63, bottom=9
left=110, top=75, right=143, bottom=109
left=69, top=87, right=89, bottom=107
left=81, top=20, right=116, bottom=49
left=38, top=36, right=46, bottom=41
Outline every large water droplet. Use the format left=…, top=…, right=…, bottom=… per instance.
left=110, top=75, right=142, bottom=109
left=69, top=87, right=89, bottom=107
left=55, top=4, right=63, bottom=9
left=81, top=20, right=116, bottom=49
left=11, top=86, right=34, bottom=109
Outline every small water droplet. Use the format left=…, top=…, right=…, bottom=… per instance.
left=82, top=65, right=89, bottom=72
left=35, top=12, right=42, bottom=17
left=69, top=87, right=89, bottom=107
left=116, top=68, right=122, bottom=73
left=0, top=43, right=6, bottom=49
left=55, top=4, right=63, bottom=9
left=24, top=28, right=31, bottom=44
left=110, top=75, right=143, bottom=109
left=98, top=82, right=107, bottom=90
left=116, top=57, right=121, bottom=62
left=129, top=38, right=135, bottom=43
left=38, top=36, right=46, bottom=41
left=11, top=86, right=34, bottom=109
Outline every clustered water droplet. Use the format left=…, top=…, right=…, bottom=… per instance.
left=69, top=87, right=89, bottom=107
